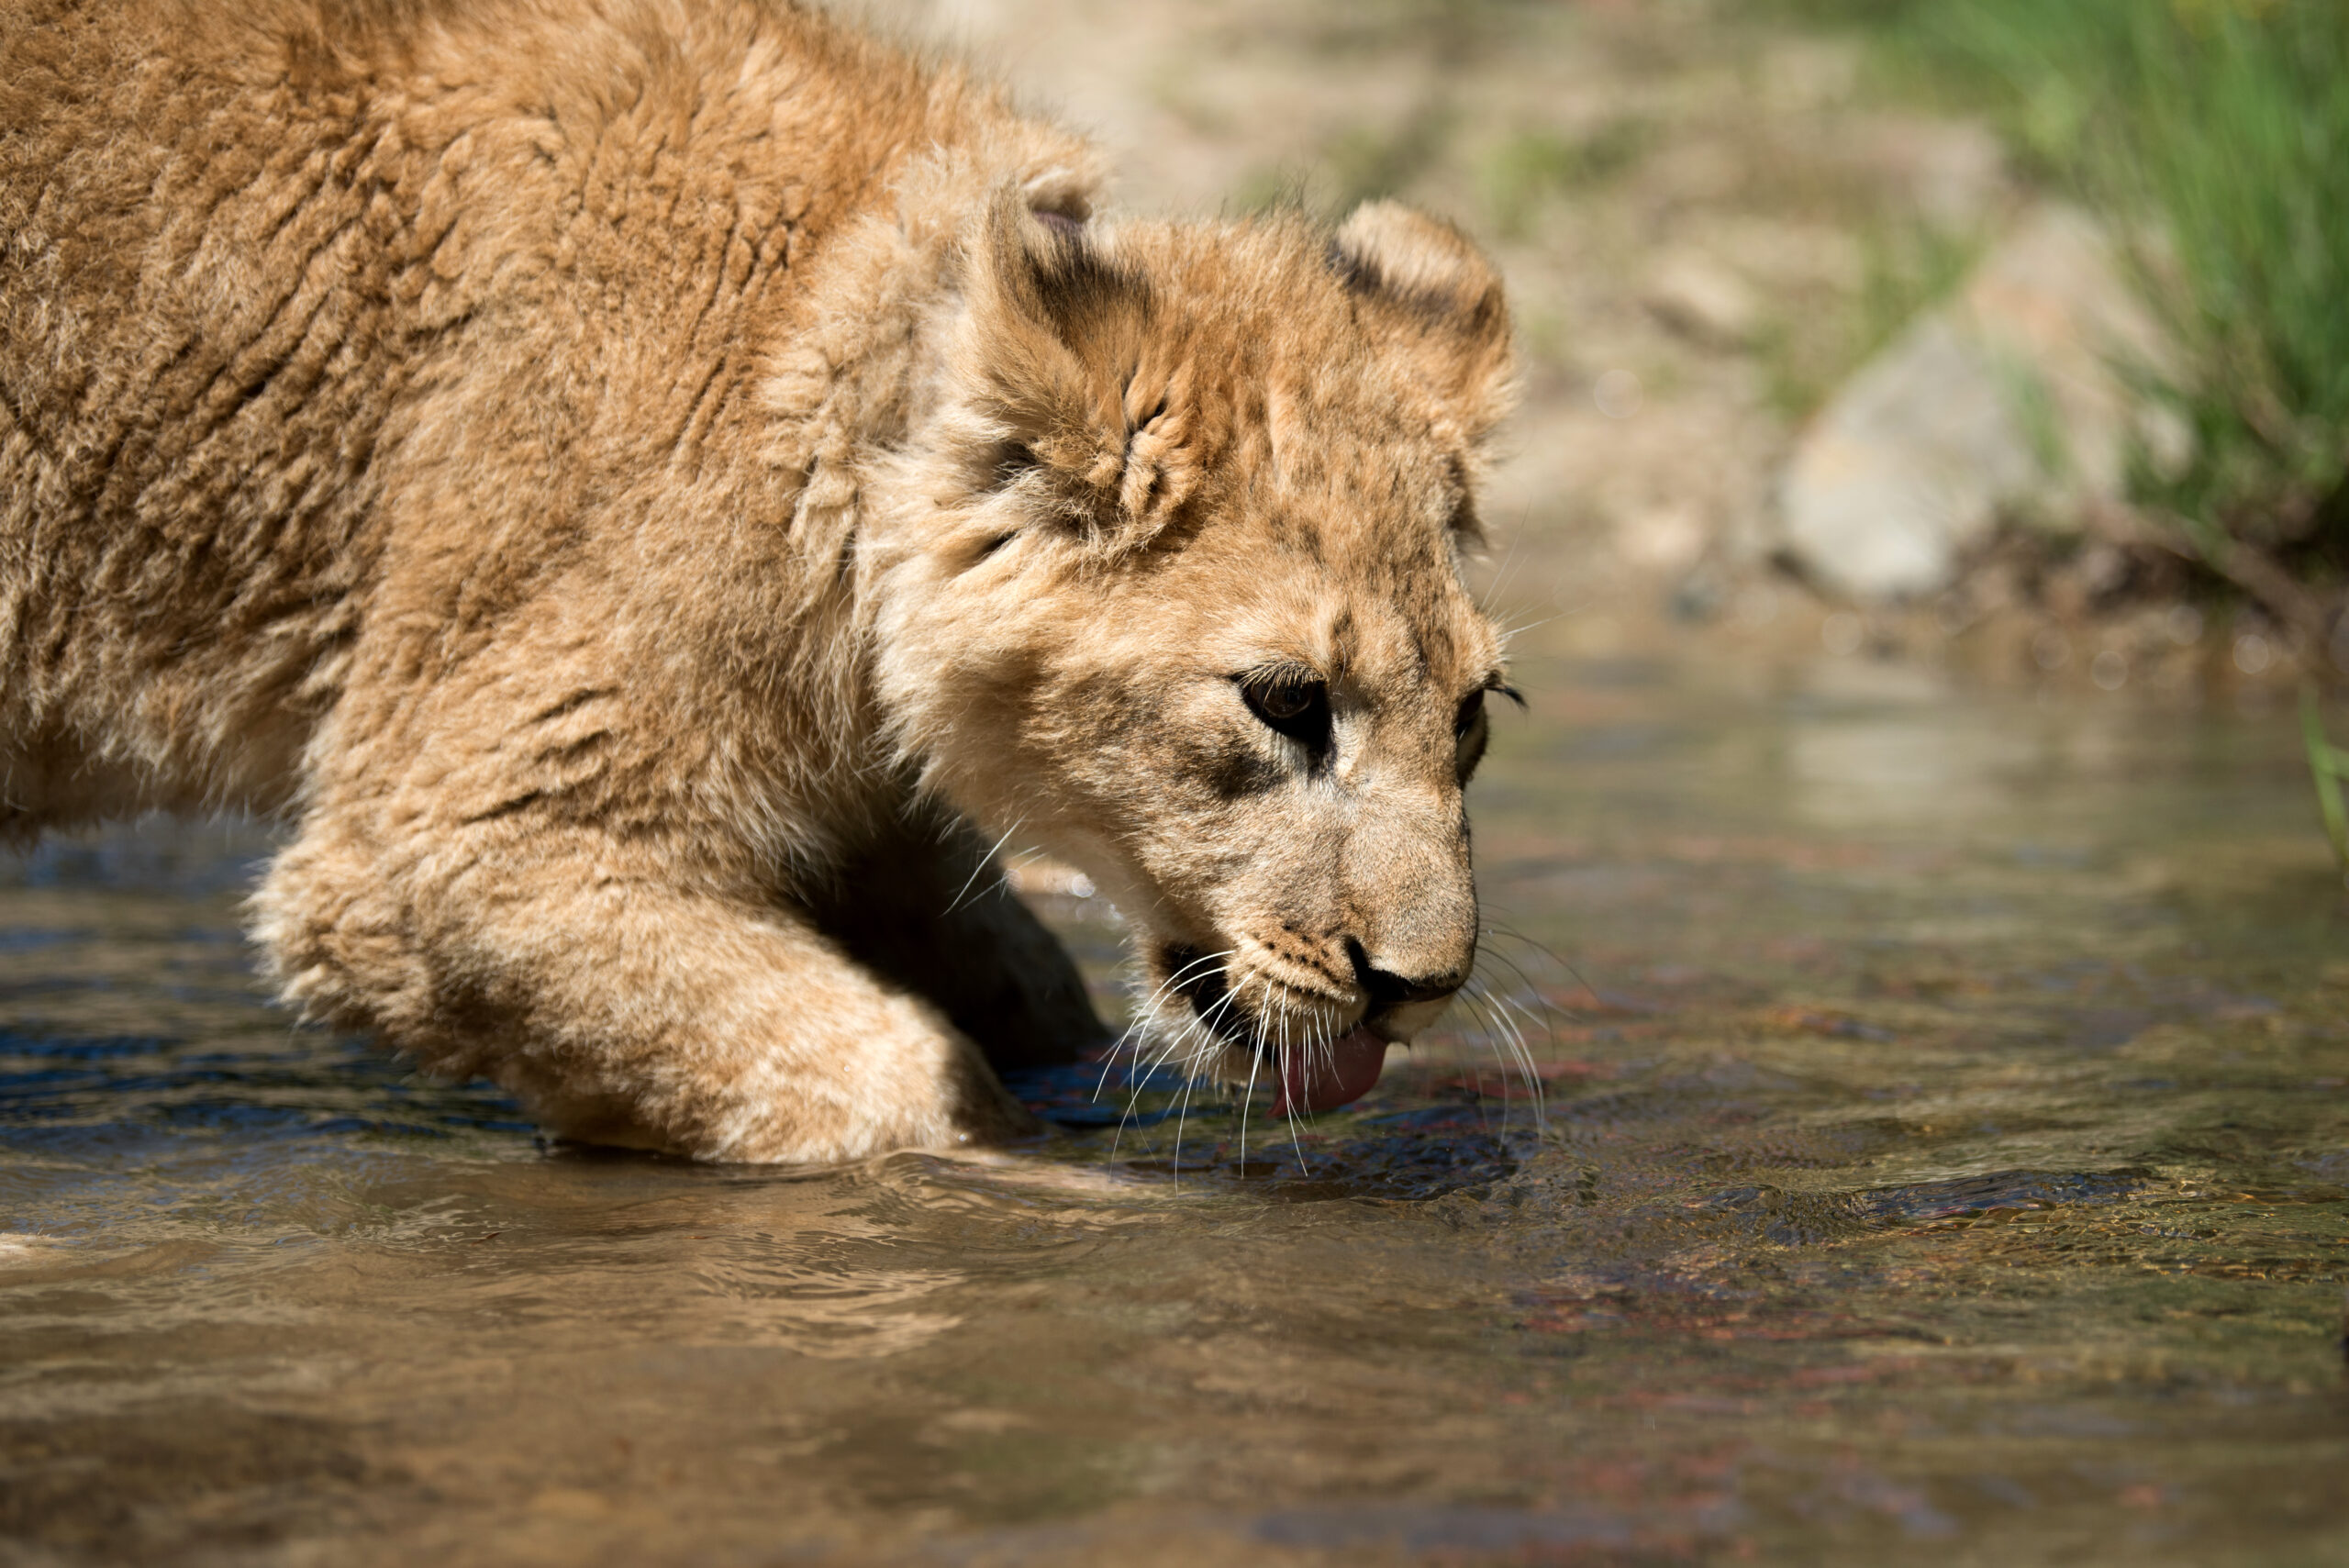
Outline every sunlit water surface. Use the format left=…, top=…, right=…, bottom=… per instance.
left=4, top=651, right=2345, bottom=1566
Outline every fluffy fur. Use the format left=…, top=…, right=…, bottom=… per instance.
left=0, top=0, right=1516, bottom=1160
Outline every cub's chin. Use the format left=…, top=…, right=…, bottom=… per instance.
left=1132, top=939, right=1420, bottom=1117
left=1170, top=998, right=1397, bottom=1118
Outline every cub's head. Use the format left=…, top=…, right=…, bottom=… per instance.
left=874, top=194, right=1515, bottom=1112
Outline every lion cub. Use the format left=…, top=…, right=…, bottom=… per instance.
left=0, top=0, right=1516, bottom=1161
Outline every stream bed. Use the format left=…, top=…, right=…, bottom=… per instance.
left=3, top=647, right=2345, bottom=1565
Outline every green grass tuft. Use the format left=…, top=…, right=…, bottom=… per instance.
left=1955, top=2, right=2349, bottom=554
left=1789, top=0, right=2349, bottom=571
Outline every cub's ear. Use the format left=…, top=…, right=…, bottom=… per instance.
left=1329, top=200, right=1516, bottom=444
left=954, top=191, right=1196, bottom=547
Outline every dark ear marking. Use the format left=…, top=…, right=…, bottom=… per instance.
left=1327, top=239, right=1479, bottom=335
left=1326, top=201, right=1515, bottom=439
left=1023, top=217, right=1150, bottom=337
left=968, top=193, right=1197, bottom=550
left=987, top=439, right=1041, bottom=491
left=1326, top=206, right=1506, bottom=334
left=1325, top=235, right=1377, bottom=297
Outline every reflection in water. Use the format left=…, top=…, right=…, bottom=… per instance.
left=1780, top=662, right=2137, bottom=833
left=1, top=651, right=2344, bottom=1565
left=697, top=1260, right=969, bottom=1360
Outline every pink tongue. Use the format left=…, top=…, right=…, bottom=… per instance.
left=1270, top=1027, right=1387, bottom=1116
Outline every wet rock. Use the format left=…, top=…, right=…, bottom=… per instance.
left=1776, top=314, right=2038, bottom=600
left=1698, top=1166, right=2150, bottom=1245
left=1959, top=205, right=2175, bottom=499
left=1776, top=206, right=2175, bottom=602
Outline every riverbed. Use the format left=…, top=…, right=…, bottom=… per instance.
left=3, top=642, right=2344, bottom=1565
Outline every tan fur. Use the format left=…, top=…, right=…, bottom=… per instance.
left=0, top=0, right=1515, bottom=1161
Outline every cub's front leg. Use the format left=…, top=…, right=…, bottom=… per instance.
left=254, top=817, right=1038, bottom=1162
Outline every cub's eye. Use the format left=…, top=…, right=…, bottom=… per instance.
left=1256, top=684, right=1316, bottom=721
left=1455, top=680, right=1519, bottom=784
left=1239, top=673, right=1331, bottom=750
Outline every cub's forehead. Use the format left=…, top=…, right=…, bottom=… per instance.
left=1084, top=213, right=1508, bottom=685
left=1097, top=214, right=1492, bottom=557
left=1205, top=402, right=1495, bottom=681
left=1240, top=408, right=1475, bottom=574
left=1192, top=480, right=1499, bottom=692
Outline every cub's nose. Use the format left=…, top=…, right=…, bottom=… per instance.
left=1345, top=937, right=1464, bottom=1010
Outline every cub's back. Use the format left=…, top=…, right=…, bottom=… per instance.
left=0, top=0, right=1010, bottom=833
left=2, top=0, right=395, bottom=826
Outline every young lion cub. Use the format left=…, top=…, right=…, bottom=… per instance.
left=0, top=0, right=1516, bottom=1161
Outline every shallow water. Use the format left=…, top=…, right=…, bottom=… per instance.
left=4, top=650, right=2346, bottom=1566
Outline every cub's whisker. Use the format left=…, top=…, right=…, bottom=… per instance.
left=1477, top=918, right=1592, bottom=1010
left=1466, top=977, right=1545, bottom=1130
left=942, top=817, right=1027, bottom=917
left=1098, top=948, right=1234, bottom=1104
left=1109, top=962, right=1252, bottom=1160
left=1236, top=1024, right=1265, bottom=1167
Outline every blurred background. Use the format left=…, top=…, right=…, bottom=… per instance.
left=862, top=0, right=2349, bottom=826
